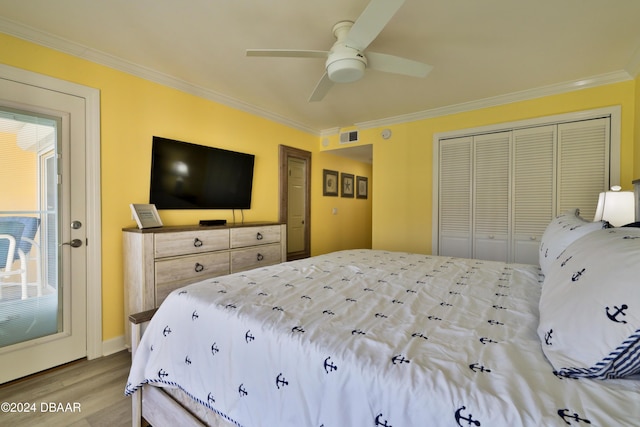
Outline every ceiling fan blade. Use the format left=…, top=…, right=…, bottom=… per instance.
left=345, top=0, right=405, bottom=51
left=366, top=51, right=433, bottom=78
left=308, top=72, right=334, bottom=102
left=246, top=49, right=328, bottom=59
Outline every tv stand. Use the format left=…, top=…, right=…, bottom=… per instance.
left=199, top=219, right=226, bottom=226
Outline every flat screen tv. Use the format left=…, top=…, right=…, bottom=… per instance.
left=149, top=136, right=255, bottom=209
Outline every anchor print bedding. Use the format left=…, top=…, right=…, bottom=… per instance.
left=126, top=249, right=640, bottom=426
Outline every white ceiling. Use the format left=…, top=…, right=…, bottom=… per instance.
left=1, top=0, right=640, bottom=136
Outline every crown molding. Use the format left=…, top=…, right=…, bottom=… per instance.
left=0, top=17, right=319, bottom=136
left=1, top=17, right=633, bottom=139
left=319, top=127, right=341, bottom=137
left=351, top=70, right=633, bottom=132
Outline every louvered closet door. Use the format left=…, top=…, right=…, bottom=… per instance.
left=512, top=125, right=556, bottom=264
left=438, top=137, right=472, bottom=259
left=557, top=118, right=610, bottom=220
left=473, top=132, right=511, bottom=262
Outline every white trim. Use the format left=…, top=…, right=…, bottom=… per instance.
left=431, top=106, right=621, bottom=255
left=0, top=17, right=318, bottom=136
left=84, top=81, right=103, bottom=360
left=433, top=106, right=620, bottom=141
left=0, top=17, right=633, bottom=137
left=0, top=63, right=103, bottom=360
left=102, top=335, right=126, bottom=357
left=355, top=72, right=631, bottom=131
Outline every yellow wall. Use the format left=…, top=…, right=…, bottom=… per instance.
left=0, top=132, right=37, bottom=211
left=0, top=33, right=373, bottom=343
left=311, top=152, right=373, bottom=255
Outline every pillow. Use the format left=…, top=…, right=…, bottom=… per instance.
left=537, top=227, right=640, bottom=378
left=538, top=208, right=607, bottom=275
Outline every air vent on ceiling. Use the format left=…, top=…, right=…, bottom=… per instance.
left=340, top=130, right=359, bottom=144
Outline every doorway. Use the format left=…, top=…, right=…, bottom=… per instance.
left=0, top=65, right=102, bottom=383
left=279, top=145, right=311, bottom=260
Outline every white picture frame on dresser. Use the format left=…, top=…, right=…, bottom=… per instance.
left=130, top=203, right=163, bottom=229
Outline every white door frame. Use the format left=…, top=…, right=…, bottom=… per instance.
left=0, top=63, right=102, bottom=359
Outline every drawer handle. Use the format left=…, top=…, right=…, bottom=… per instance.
left=194, top=237, right=203, bottom=247
left=256, top=232, right=263, bottom=240
left=256, top=253, right=264, bottom=261
left=194, top=262, right=204, bottom=272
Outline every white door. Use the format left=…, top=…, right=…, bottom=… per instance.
left=0, top=77, right=87, bottom=383
left=438, top=136, right=473, bottom=259
left=473, top=131, right=511, bottom=262
left=512, top=125, right=556, bottom=264
left=287, top=157, right=306, bottom=254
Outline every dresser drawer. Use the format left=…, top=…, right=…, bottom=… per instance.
left=230, top=225, right=281, bottom=249
left=230, top=243, right=282, bottom=273
left=155, top=229, right=230, bottom=258
left=155, top=252, right=230, bottom=304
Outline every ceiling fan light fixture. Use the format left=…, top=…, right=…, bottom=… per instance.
left=327, top=58, right=366, bottom=83
left=246, top=0, right=432, bottom=101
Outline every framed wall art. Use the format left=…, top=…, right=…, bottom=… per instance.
left=341, top=173, right=354, bottom=198
left=356, top=176, right=368, bottom=199
left=323, top=169, right=339, bottom=196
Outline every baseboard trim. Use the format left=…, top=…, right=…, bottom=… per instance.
left=101, top=335, right=127, bottom=357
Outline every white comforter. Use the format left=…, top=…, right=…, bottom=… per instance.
left=126, top=250, right=640, bottom=426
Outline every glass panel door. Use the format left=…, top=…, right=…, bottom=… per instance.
left=0, top=109, right=60, bottom=348
left=0, top=73, right=87, bottom=384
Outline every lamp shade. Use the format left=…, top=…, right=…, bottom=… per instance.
left=593, top=191, right=635, bottom=227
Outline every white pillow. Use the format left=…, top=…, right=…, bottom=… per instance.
left=538, top=208, right=607, bottom=275
left=538, top=227, right=640, bottom=378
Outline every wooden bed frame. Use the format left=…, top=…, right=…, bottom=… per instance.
left=129, top=309, right=237, bottom=427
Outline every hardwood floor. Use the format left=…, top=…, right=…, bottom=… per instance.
left=0, top=350, right=132, bottom=427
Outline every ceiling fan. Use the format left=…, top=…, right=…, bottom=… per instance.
left=246, top=0, right=433, bottom=102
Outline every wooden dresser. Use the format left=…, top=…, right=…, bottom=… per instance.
left=123, top=222, right=286, bottom=345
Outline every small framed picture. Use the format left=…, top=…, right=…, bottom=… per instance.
left=356, top=176, right=368, bottom=199
left=130, top=203, right=163, bottom=229
left=341, top=173, right=355, bottom=198
left=323, top=169, right=339, bottom=196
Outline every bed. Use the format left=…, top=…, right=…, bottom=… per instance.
left=125, top=210, right=640, bottom=426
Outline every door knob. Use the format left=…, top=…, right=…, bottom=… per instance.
left=61, top=239, right=83, bottom=248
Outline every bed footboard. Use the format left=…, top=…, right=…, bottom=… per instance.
left=129, top=308, right=235, bottom=427
left=142, top=386, right=206, bottom=427
left=129, top=308, right=157, bottom=427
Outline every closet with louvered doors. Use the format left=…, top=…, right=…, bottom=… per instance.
left=437, top=116, right=610, bottom=264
